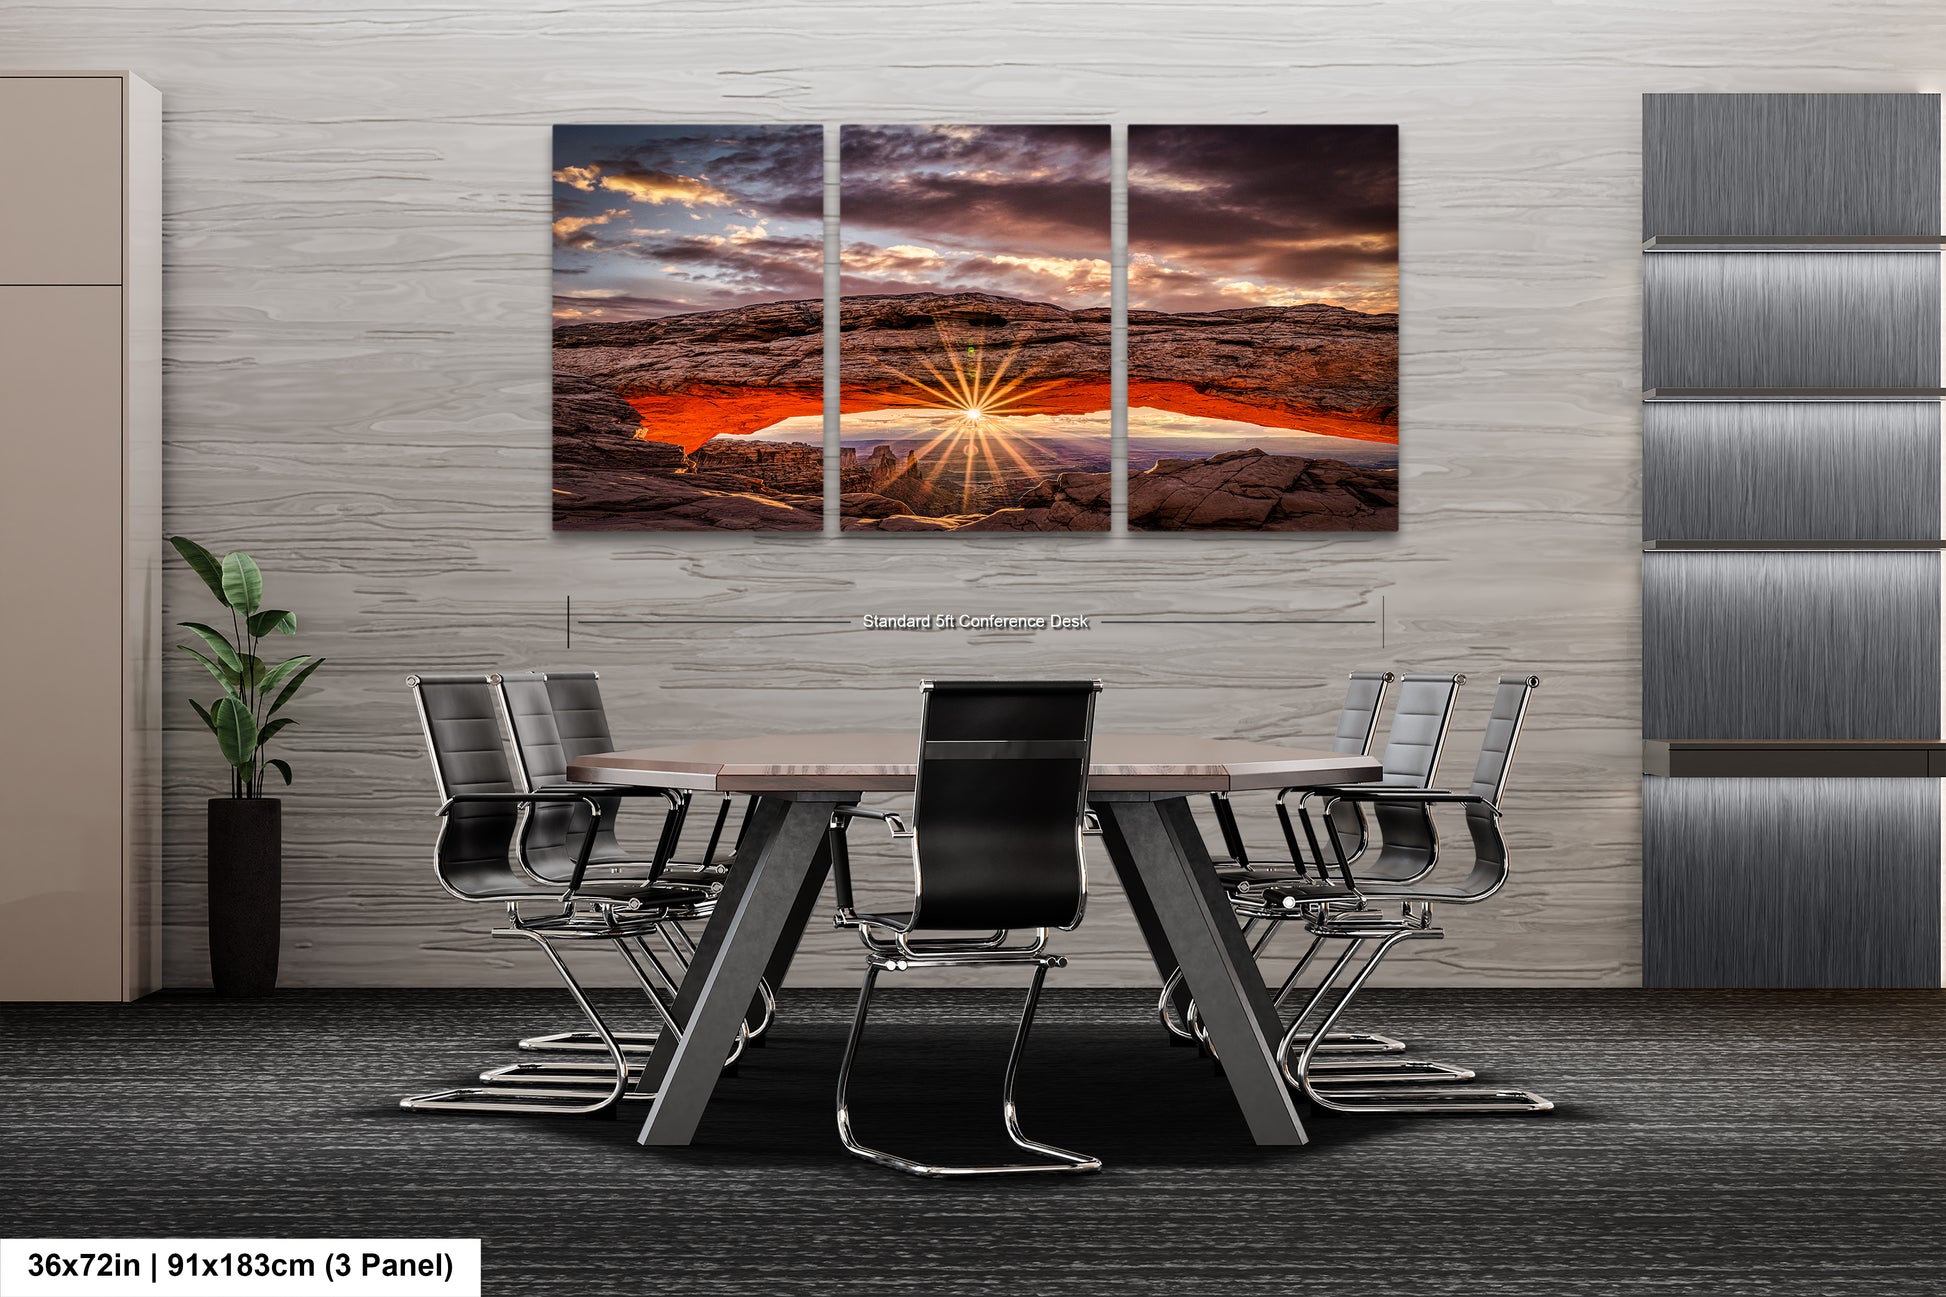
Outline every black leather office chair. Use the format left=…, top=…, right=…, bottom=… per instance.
left=1274, top=674, right=1552, bottom=1114
left=401, top=673, right=715, bottom=1116
left=502, top=670, right=741, bottom=878
left=491, top=670, right=768, bottom=1062
left=827, top=679, right=1103, bottom=1177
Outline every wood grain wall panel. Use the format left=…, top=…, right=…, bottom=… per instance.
left=1642, top=254, right=1941, bottom=390
left=1642, top=402, right=1941, bottom=540
left=1644, top=777, right=1941, bottom=986
left=1643, top=93, right=1940, bottom=237
left=1643, top=551, right=1941, bottom=740
left=29, top=0, right=1945, bottom=989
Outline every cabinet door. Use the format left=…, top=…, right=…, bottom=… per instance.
left=0, top=286, right=125, bottom=999
left=0, top=77, right=124, bottom=285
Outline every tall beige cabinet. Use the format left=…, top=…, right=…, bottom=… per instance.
left=0, top=72, right=161, bottom=1000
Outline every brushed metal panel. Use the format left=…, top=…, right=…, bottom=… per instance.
left=1644, top=93, right=1941, bottom=237
left=1642, top=551, right=1941, bottom=740
left=1643, top=402, right=1940, bottom=540
left=1643, top=776, right=1940, bottom=987
left=1643, top=254, right=1940, bottom=390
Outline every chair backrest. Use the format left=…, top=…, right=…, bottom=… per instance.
left=408, top=673, right=525, bottom=900
left=1331, top=670, right=1395, bottom=756
left=1451, top=675, right=1541, bottom=901
left=497, top=670, right=572, bottom=787
left=1469, top=675, right=1540, bottom=808
left=909, top=679, right=1100, bottom=932
left=494, top=670, right=628, bottom=882
left=1376, top=672, right=1465, bottom=787
left=544, top=671, right=617, bottom=763
left=1324, top=670, right=1396, bottom=860
left=1345, top=673, right=1464, bottom=884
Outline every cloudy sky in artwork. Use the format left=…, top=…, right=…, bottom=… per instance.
left=1127, top=124, right=1398, bottom=315
left=839, top=124, right=1111, bottom=307
left=551, top=124, right=823, bottom=323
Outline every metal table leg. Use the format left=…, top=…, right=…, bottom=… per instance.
left=1092, top=793, right=1308, bottom=1147
left=635, top=793, right=853, bottom=1146
left=761, top=830, right=834, bottom=992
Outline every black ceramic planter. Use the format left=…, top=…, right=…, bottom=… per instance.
left=208, top=797, right=282, bottom=997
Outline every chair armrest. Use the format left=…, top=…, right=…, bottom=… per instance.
left=436, top=791, right=613, bottom=896
left=1324, top=788, right=1501, bottom=816
left=532, top=780, right=685, bottom=808
left=438, top=790, right=605, bottom=814
left=832, top=806, right=912, bottom=838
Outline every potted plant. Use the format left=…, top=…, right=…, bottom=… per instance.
left=170, top=536, right=324, bottom=997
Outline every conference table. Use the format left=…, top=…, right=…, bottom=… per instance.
left=568, top=732, right=1379, bottom=1148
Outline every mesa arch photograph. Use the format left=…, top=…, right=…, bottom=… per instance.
left=550, top=123, right=825, bottom=531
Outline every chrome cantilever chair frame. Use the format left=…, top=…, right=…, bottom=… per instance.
left=828, top=679, right=1104, bottom=1177
left=1169, top=671, right=1471, bottom=1067
left=1275, top=675, right=1552, bottom=1115
left=1162, top=671, right=1400, bottom=1051
left=491, top=670, right=771, bottom=1061
left=398, top=673, right=717, bottom=1116
left=1222, top=671, right=1468, bottom=1067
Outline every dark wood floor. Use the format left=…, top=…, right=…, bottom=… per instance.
left=2, top=986, right=1942, bottom=1295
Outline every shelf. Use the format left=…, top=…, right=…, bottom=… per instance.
left=1643, top=388, right=1946, bottom=402
left=1644, top=235, right=1946, bottom=252
left=1644, top=539, right=1946, bottom=552
left=1646, top=740, right=1946, bottom=778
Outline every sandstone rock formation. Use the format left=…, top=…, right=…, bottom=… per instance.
left=688, top=439, right=824, bottom=495
left=553, top=300, right=824, bottom=452
left=838, top=450, right=1396, bottom=532
left=1128, top=305, right=1396, bottom=441
left=551, top=469, right=823, bottom=531
left=1128, top=449, right=1396, bottom=531
left=552, top=291, right=1398, bottom=452
left=552, top=374, right=686, bottom=475
left=553, top=372, right=823, bottom=530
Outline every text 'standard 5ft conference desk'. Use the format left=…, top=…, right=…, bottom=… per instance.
left=569, top=733, right=1379, bottom=1148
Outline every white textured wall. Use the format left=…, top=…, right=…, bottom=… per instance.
left=10, top=0, right=1945, bottom=988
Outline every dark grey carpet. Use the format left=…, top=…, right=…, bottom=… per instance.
left=2, top=987, right=1942, bottom=1295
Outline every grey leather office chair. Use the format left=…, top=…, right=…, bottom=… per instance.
left=1166, top=672, right=1464, bottom=1061
left=1208, top=670, right=1393, bottom=877
left=491, top=670, right=769, bottom=1061
left=400, top=673, right=718, bottom=1115
left=1274, top=674, right=1552, bottom=1115
left=827, top=680, right=1103, bottom=1177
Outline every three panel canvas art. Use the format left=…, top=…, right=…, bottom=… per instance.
left=552, top=124, right=1398, bottom=533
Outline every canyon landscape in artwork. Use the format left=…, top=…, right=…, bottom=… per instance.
left=1126, top=124, right=1400, bottom=531
left=551, top=122, right=1401, bottom=534
left=551, top=123, right=825, bottom=530
left=837, top=124, right=1112, bottom=532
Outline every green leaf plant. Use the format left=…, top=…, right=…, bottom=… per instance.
left=169, top=537, right=324, bottom=798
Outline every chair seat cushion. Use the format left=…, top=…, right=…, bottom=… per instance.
left=456, top=873, right=710, bottom=908
left=1253, top=878, right=1360, bottom=906
left=1356, top=882, right=1471, bottom=901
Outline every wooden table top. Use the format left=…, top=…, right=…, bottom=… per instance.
left=567, top=732, right=1379, bottom=794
